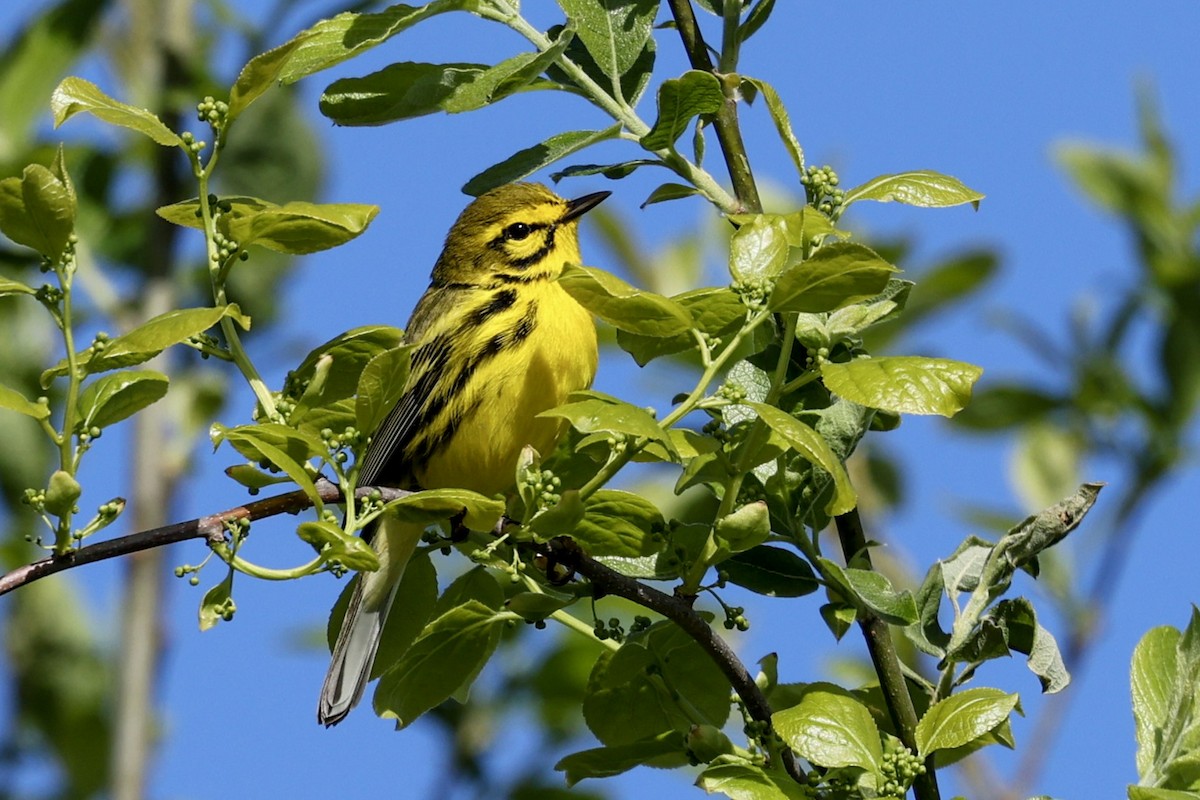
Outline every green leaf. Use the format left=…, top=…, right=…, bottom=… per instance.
left=325, top=553, right=439, bottom=679
left=640, top=182, right=701, bottom=208
left=42, top=305, right=248, bottom=385
left=640, top=71, right=725, bottom=152
left=76, top=370, right=168, bottom=431
left=545, top=18, right=656, bottom=106
left=744, top=402, right=856, bottom=515
left=198, top=571, right=236, bottom=631
left=320, top=60, right=559, bottom=126
left=227, top=32, right=317, bottom=121
left=555, top=732, right=686, bottom=786
left=583, top=622, right=731, bottom=746
left=373, top=599, right=508, bottom=728
left=989, top=598, right=1070, bottom=694
left=51, top=76, right=183, bottom=147
left=1131, top=608, right=1200, bottom=790
left=0, top=164, right=76, bottom=260
left=915, top=687, right=1018, bottom=756
left=769, top=242, right=898, bottom=313
left=696, top=760, right=809, bottom=800
left=0, top=383, right=49, bottom=421
left=212, top=422, right=322, bottom=502
left=287, top=325, right=405, bottom=411
left=558, top=263, right=693, bottom=337
left=355, top=345, right=412, bottom=436
left=771, top=683, right=883, bottom=772
left=443, top=28, right=576, bottom=114
left=742, top=77, right=804, bottom=179
left=463, top=126, right=622, bottom=196
left=721, top=545, right=818, bottom=598
left=224, top=463, right=292, bottom=491
left=730, top=214, right=790, bottom=280
left=842, top=170, right=984, bottom=210
left=382, top=487, right=505, bottom=532
left=568, top=489, right=666, bottom=558
left=1133, top=625, right=1181, bottom=780
left=817, top=559, right=918, bottom=625
left=820, top=356, right=983, bottom=418
left=434, top=566, right=506, bottom=619
left=552, top=158, right=661, bottom=182
left=541, top=390, right=674, bottom=450
left=554, top=0, right=658, bottom=79
left=282, top=1, right=480, bottom=84
left=157, top=197, right=378, bottom=254
left=616, top=286, right=744, bottom=366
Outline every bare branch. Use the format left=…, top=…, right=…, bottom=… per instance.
left=0, top=480, right=411, bottom=596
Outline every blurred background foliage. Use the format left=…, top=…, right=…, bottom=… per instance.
left=0, top=2, right=1197, bottom=800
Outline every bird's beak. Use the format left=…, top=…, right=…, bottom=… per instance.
left=561, top=190, right=611, bottom=224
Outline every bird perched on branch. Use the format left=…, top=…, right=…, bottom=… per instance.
left=318, top=183, right=608, bottom=726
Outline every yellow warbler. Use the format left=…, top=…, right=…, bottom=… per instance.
left=318, top=183, right=607, bottom=725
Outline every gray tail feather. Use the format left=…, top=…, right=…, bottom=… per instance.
left=317, top=577, right=396, bottom=726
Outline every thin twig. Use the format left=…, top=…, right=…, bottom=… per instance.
left=543, top=536, right=806, bottom=785
left=0, top=480, right=410, bottom=596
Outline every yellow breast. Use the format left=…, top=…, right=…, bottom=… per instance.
left=414, top=280, right=597, bottom=496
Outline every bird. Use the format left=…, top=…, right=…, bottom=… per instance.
left=318, top=182, right=608, bottom=726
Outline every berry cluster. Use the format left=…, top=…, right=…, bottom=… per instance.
left=722, top=604, right=750, bottom=631
left=592, top=614, right=651, bottom=642
left=716, top=382, right=748, bottom=404
left=320, top=426, right=365, bottom=466
left=526, top=468, right=562, bottom=509
left=879, top=744, right=926, bottom=798
left=179, top=130, right=206, bottom=155
left=801, top=165, right=845, bottom=216
left=804, top=345, right=832, bottom=368
left=731, top=276, right=775, bottom=310
left=196, top=96, right=228, bottom=128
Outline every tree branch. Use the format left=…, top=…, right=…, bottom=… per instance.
left=836, top=508, right=941, bottom=800
left=543, top=536, right=805, bottom=785
left=0, top=480, right=411, bottom=596
left=3, top=477, right=806, bottom=783
left=665, top=0, right=762, bottom=214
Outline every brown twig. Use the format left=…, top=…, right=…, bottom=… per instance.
left=0, top=480, right=411, bottom=597
left=665, top=0, right=762, bottom=214
left=543, top=536, right=806, bottom=785
left=836, top=508, right=941, bottom=800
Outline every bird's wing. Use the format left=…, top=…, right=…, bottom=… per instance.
left=356, top=285, right=462, bottom=488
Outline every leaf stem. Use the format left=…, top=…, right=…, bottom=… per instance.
left=192, top=150, right=278, bottom=420
left=53, top=258, right=81, bottom=552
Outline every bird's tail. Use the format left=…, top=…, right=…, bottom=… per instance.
left=318, top=514, right=422, bottom=726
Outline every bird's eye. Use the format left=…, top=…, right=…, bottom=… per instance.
left=503, top=222, right=531, bottom=241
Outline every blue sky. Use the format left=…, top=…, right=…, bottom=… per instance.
left=2, top=2, right=1200, bottom=799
